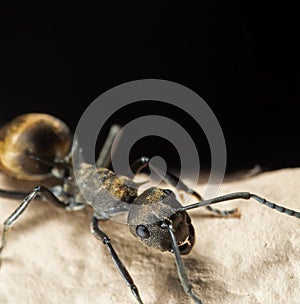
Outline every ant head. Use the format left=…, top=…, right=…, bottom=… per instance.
left=128, top=187, right=195, bottom=255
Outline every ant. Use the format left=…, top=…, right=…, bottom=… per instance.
left=0, top=113, right=299, bottom=304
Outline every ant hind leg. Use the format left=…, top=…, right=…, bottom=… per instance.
left=130, top=156, right=238, bottom=218
left=0, top=185, right=84, bottom=264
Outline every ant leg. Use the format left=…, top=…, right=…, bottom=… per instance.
left=0, top=185, right=83, bottom=258
left=96, top=124, right=121, bottom=168
left=162, top=221, right=202, bottom=304
left=177, top=192, right=300, bottom=220
left=204, top=205, right=239, bottom=217
left=131, top=157, right=238, bottom=217
left=91, top=216, right=143, bottom=304
left=131, top=157, right=198, bottom=197
left=0, top=189, right=30, bottom=199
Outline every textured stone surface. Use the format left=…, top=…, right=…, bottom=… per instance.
left=0, top=168, right=300, bottom=304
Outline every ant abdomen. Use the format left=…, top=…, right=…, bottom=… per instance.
left=0, top=113, right=72, bottom=181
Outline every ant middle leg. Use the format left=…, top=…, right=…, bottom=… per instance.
left=130, top=156, right=239, bottom=217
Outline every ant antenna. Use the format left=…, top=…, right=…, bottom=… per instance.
left=176, top=192, right=300, bottom=219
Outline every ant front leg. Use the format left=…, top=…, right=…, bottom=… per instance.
left=90, top=216, right=144, bottom=304
left=0, top=185, right=83, bottom=262
left=130, top=156, right=238, bottom=217
left=162, top=220, right=203, bottom=304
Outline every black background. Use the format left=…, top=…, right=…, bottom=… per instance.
left=0, top=3, right=299, bottom=173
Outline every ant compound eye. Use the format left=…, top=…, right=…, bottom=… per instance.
left=163, top=189, right=172, bottom=195
left=136, top=225, right=150, bottom=239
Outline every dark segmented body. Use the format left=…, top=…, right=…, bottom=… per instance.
left=73, top=164, right=196, bottom=253
left=74, top=163, right=138, bottom=218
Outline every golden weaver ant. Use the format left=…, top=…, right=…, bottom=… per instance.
left=0, top=113, right=299, bottom=304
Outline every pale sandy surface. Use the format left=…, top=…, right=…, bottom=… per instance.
left=0, top=168, right=300, bottom=304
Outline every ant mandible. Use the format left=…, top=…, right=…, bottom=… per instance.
left=0, top=113, right=299, bottom=304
